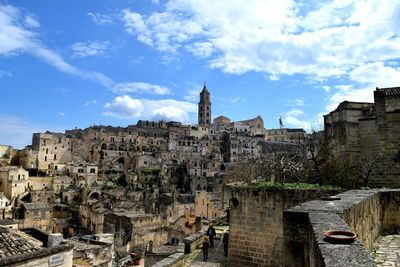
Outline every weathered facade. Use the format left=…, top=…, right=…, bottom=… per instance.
left=0, top=166, right=28, bottom=199
left=324, top=86, right=400, bottom=187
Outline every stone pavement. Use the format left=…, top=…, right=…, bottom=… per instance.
left=373, top=235, right=400, bottom=267
left=187, top=238, right=227, bottom=267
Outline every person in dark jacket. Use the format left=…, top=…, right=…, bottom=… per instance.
left=222, top=232, right=229, bottom=257
left=207, top=225, right=216, bottom=247
left=202, top=237, right=210, bottom=261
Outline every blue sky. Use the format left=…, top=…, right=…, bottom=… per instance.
left=0, top=0, right=399, bottom=148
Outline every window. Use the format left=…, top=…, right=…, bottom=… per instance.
left=54, top=154, right=57, bottom=160
left=44, top=156, right=47, bottom=161
left=90, top=168, right=96, bottom=173
left=46, top=148, right=48, bottom=154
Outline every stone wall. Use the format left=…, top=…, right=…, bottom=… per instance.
left=283, top=189, right=400, bottom=267
left=227, top=187, right=340, bottom=267
left=359, top=111, right=400, bottom=187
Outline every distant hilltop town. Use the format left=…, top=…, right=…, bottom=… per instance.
left=3, top=84, right=307, bottom=180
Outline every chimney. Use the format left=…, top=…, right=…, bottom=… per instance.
left=47, top=233, right=63, bottom=247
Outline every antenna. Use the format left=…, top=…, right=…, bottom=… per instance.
left=279, top=116, right=284, bottom=128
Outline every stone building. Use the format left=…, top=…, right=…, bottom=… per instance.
left=0, top=193, right=11, bottom=219
left=266, top=128, right=306, bottom=143
left=0, top=166, right=28, bottom=199
left=32, top=132, right=73, bottom=172
left=194, top=190, right=224, bottom=220
left=0, top=227, right=73, bottom=267
left=18, top=202, right=53, bottom=232
left=104, top=211, right=168, bottom=249
left=324, top=86, right=400, bottom=187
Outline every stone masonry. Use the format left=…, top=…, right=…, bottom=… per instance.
left=227, top=187, right=340, bottom=267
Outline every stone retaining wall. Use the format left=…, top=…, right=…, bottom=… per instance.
left=227, top=187, right=340, bottom=267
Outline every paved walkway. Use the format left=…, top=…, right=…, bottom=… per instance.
left=373, top=235, right=400, bottom=267
left=185, top=226, right=229, bottom=267
left=188, top=238, right=227, bottom=267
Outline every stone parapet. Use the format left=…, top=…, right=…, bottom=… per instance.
left=151, top=245, right=185, bottom=267
left=183, top=230, right=207, bottom=254
left=283, top=189, right=400, bottom=267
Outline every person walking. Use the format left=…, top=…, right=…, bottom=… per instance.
left=202, top=237, right=210, bottom=261
left=207, top=225, right=216, bottom=247
left=222, top=231, right=229, bottom=257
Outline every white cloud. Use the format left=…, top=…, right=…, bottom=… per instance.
left=71, top=40, right=110, bottom=58
left=269, top=74, right=280, bottom=81
left=0, top=5, right=35, bottom=55
left=327, top=85, right=374, bottom=111
left=0, top=4, right=115, bottom=87
left=185, top=42, right=214, bottom=58
left=24, top=15, right=40, bottom=28
left=0, top=115, right=45, bottom=149
left=84, top=100, right=97, bottom=107
left=349, top=62, right=400, bottom=87
left=0, top=70, right=12, bottom=77
left=230, top=97, right=240, bottom=104
left=293, top=98, right=305, bottom=106
left=103, top=95, right=197, bottom=123
left=58, top=112, right=65, bottom=116
left=0, top=4, right=171, bottom=97
left=121, top=0, right=400, bottom=84
left=183, top=89, right=200, bottom=101
left=87, top=12, right=113, bottom=25
left=283, top=108, right=311, bottom=131
left=326, top=62, right=400, bottom=111
left=322, top=85, right=330, bottom=93
left=112, top=82, right=171, bottom=95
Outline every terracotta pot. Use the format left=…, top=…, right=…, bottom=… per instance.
left=325, top=230, right=356, bottom=243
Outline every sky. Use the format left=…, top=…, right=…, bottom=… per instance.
left=0, top=0, right=399, bottom=148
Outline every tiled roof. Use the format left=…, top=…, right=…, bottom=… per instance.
left=0, top=227, right=41, bottom=259
left=0, top=228, right=73, bottom=266
left=377, top=87, right=400, bottom=96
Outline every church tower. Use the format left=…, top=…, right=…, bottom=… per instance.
left=198, top=83, right=211, bottom=125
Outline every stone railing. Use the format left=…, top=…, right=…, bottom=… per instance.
left=283, top=189, right=400, bottom=267
left=151, top=245, right=185, bottom=267
left=183, top=229, right=207, bottom=254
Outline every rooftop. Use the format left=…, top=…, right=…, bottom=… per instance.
left=376, top=86, right=400, bottom=96
left=0, top=227, right=41, bottom=259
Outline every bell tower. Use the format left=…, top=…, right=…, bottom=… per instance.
left=198, top=82, right=211, bottom=125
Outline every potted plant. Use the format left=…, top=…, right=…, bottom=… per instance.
left=133, top=253, right=141, bottom=265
